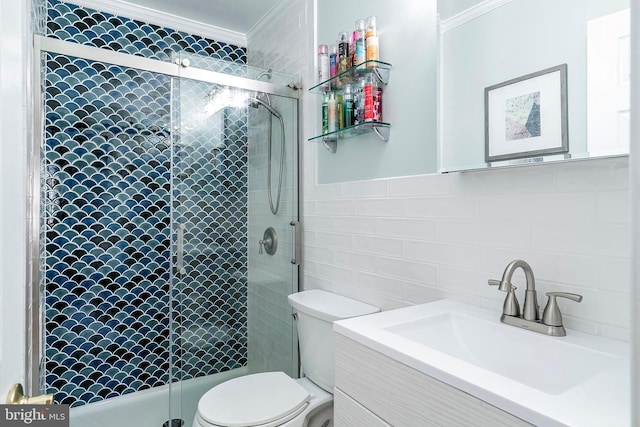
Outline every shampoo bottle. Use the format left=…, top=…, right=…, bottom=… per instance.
left=327, top=92, right=338, bottom=133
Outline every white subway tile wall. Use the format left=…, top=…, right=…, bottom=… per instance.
left=247, top=0, right=315, bottom=373
left=249, top=0, right=631, bottom=342
left=304, top=158, right=631, bottom=340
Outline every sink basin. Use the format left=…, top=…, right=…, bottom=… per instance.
left=333, top=299, right=630, bottom=427
left=385, top=312, right=617, bottom=394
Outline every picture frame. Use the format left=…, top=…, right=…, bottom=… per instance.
left=484, top=64, right=568, bottom=163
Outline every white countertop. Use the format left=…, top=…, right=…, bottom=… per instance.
left=333, top=299, right=630, bottom=427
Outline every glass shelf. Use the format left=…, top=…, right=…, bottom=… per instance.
left=308, top=60, right=392, bottom=93
left=308, top=121, right=390, bottom=153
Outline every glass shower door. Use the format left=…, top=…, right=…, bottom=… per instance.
left=40, top=50, right=176, bottom=426
left=246, top=89, right=300, bottom=377
left=37, top=34, right=298, bottom=427
left=170, top=55, right=299, bottom=425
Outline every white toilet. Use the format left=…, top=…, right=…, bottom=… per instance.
left=192, top=289, right=379, bottom=427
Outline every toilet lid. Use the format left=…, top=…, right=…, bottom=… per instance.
left=198, top=372, right=311, bottom=427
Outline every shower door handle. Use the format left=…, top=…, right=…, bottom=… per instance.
left=176, top=224, right=186, bottom=276
left=290, top=220, right=301, bottom=265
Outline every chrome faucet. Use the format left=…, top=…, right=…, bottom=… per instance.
left=489, top=259, right=582, bottom=337
left=493, top=259, right=539, bottom=321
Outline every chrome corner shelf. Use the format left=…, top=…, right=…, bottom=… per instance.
left=308, top=121, right=390, bottom=153
left=308, top=60, right=392, bottom=93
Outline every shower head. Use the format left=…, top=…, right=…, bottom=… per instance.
left=250, top=94, right=282, bottom=120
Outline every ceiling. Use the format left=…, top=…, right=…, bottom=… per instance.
left=123, top=0, right=283, bottom=35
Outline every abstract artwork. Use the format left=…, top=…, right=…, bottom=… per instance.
left=485, top=64, right=568, bottom=163
left=505, top=91, right=540, bottom=141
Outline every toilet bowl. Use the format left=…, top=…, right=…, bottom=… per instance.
left=192, top=290, right=379, bottom=427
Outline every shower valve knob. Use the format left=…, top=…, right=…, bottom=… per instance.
left=258, top=237, right=271, bottom=254
left=259, top=228, right=278, bottom=255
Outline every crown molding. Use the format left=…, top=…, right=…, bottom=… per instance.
left=440, top=0, right=512, bottom=34
left=62, top=0, right=247, bottom=47
left=246, top=0, right=293, bottom=42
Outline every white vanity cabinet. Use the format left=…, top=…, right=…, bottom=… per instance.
left=333, top=334, right=532, bottom=427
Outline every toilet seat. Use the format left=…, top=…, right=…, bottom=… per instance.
left=196, top=372, right=311, bottom=427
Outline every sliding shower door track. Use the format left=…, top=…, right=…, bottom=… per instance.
left=34, top=36, right=299, bottom=99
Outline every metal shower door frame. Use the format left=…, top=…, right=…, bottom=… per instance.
left=27, top=34, right=300, bottom=395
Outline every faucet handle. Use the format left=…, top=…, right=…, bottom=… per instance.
left=488, top=279, right=511, bottom=292
left=542, top=292, right=583, bottom=327
left=547, top=292, right=583, bottom=302
left=502, top=285, right=520, bottom=316
left=489, top=280, right=520, bottom=316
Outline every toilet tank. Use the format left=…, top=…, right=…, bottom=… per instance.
left=287, top=290, right=379, bottom=393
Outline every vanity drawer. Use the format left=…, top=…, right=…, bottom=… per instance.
left=334, top=387, right=391, bottom=427
left=334, top=334, right=533, bottom=427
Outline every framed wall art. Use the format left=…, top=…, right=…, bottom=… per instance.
left=484, top=64, right=568, bottom=163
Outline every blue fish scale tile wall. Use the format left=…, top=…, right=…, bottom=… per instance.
left=42, top=0, right=248, bottom=407
left=47, top=0, right=246, bottom=63
left=171, top=79, right=248, bottom=380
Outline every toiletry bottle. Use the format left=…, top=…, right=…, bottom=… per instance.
left=318, top=44, right=329, bottom=91
left=364, top=73, right=376, bottom=122
left=329, top=44, right=338, bottom=89
left=343, top=84, right=355, bottom=128
left=372, top=76, right=383, bottom=121
left=354, top=19, right=366, bottom=69
left=350, top=30, right=357, bottom=72
left=355, top=77, right=366, bottom=124
left=364, top=73, right=382, bottom=122
left=327, top=92, right=338, bottom=133
left=338, top=31, right=350, bottom=77
left=322, top=92, right=329, bottom=134
left=365, top=16, right=379, bottom=68
left=336, top=91, right=344, bottom=129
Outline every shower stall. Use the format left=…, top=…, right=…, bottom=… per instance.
left=32, top=24, right=300, bottom=427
